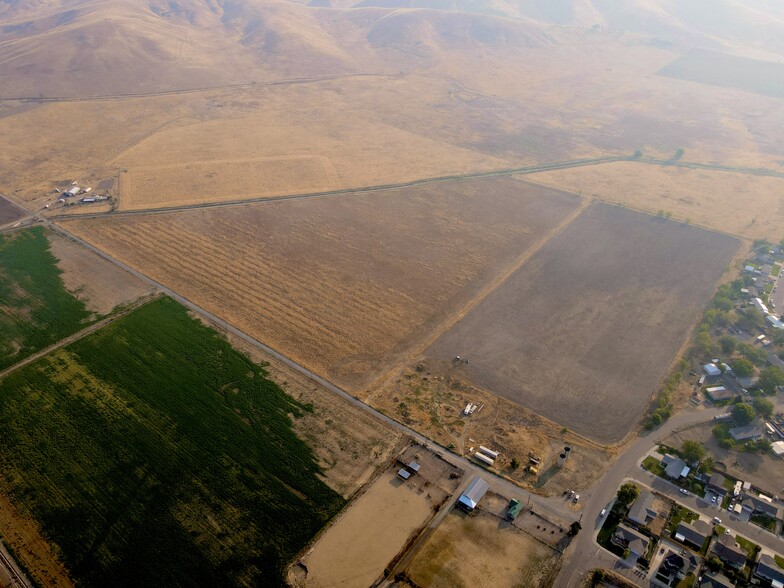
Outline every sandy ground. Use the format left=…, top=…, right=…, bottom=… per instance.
left=527, top=161, right=784, bottom=240
left=211, top=324, right=407, bottom=498
left=663, top=420, right=784, bottom=496
left=372, top=358, right=615, bottom=496
left=294, top=469, right=435, bottom=588
left=63, top=178, right=580, bottom=392
left=47, top=232, right=153, bottom=315
left=404, top=509, right=561, bottom=588
left=426, top=203, right=739, bottom=444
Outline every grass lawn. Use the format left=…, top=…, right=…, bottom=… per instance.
left=735, top=536, right=759, bottom=559
left=772, top=265, right=781, bottom=277
left=0, top=297, right=344, bottom=587
left=722, top=477, right=736, bottom=493
left=667, top=505, right=699, bottom=534
left=677, top=573, right=696, bottom=588
left=775, top=555, right=784, bottom=569
left=642, top=456, right=665, bottom=476
left=597, top=509, right=625, bottom=558
left=0, top=227, right=95, bottom=370
left=750, top=514, right=777, bottom=532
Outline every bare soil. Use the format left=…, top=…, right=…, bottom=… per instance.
left=293, top=461, right=455, bottom=588
left=427, top=203, right=740, bottom=443
left=63, top=178, right=580, bottom=392
left=404, top=509, right=561, bottom=588
left=47, top=232, right=154, bottom=315
left=0, top=195, right=25, bottom=226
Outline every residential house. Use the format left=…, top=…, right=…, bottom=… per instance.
left=673, top=519, right=711, bottom=550
left=655, top=551, right=691, bottom=585
left=699, top=572, right=736, bottom=588
left=612, top=524, right=650, bottom=561
left=741, top=494, right=783, bottom=523
left=662, top=454, right=690, bottom=480
left=707, top=473, right=728, bottom=497
left=627, top=491, right=657, bottom=526
left=754, top=553, right=784, bottom=588
left=711, top=533, right=748, bottom=570
left=730, top=424, right=764, bottom=442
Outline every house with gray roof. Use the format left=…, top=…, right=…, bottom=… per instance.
left=612, top=524, right=650, bottom=561
left=754, top=553, right=784, bottom=588
left=730, top=424, right=764, bottom=442
left=662, top=455, right=690, bottom=480
left=707, top=473, right=728, bottom=496
left=699, top=572, right=735, bottom=588
left=741, top=494, right=783, bottom=521
left=627, top=491, right=657, bottom=526
left=712, top=533, right=747, bottom=569
left=673, top=519, right=711, bottom=550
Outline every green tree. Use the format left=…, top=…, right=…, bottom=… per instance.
left=732, top=403, right=756, bottom=425
left=753, top=397, right=775, bottom=419
left=510, top=457, right=521, bottom=470
left=732, top=358, right=754, bottom=378
left=706, top=556, right=724, bottom=572
left=681, top=440, right=705, bottom=464
left=759, top=366, right=784, bottom=394
left=719, top=335, right=737, bottom=354
left=698, top=457, right=714, bottom=474
left=713, top=296, right=733, bottom=311
left=617, top=482, right=640, bottom=507
left=569, top=521, right=582, bottom=536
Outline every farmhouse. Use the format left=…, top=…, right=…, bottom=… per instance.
left=627, top=491, right=657, bottom=526
left=754, top=553, right=784, bottom=588
left=730, top=424, right=764, bottom=442
left=457, top=477, right=489, bottom=512
left=711, top=534, right=747, bottom=569
left=662, top=455, right=690, bottom=480
left=611, top=524, right=649, bottom=561
left=673, top=519, right=711, bottom=550
left=703, top=363, right=722, bottom=377
left=706, top=386, right=734, bottom=402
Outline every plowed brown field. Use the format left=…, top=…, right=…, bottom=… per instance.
left=63, top=177, right=580, bottom=391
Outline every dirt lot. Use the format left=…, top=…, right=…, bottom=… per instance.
left=119, top=156, right=339, bottom=210
left=427, top=203, right=739, bottom=444
left=63, top=178, right=580, bottom=392
left=0, top=195, right=25, bottom=226
left=210, top=324, right=407, bottom=498
left=659, top=49, right=784, bottom=99
left=47, top=232, right=154, bottom=315
left=291, top=449, right=462, bottom=588
left=372, top=358, right=615, bottom=496
left=664, top=422, right=784, bottom=496
left=528, top=161, right=784, bottom=240
left=403, top=509, right=561, bottom=588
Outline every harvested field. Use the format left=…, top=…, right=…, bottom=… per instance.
left=63, top=178, right=581, bottom=391
left=527, top=161, right=784, bottom=240
left=294, top=452, right=460, bottom=588
left=659, top=49, right=784, bottom=99
left=48, top=232, right=153, bottom=315
left=119, top=156, right=338, bottom=210
left=404, top=510, right=560, bottom=588
left=427, top=203, right=740, bottom=444
left=0, top=195, right=25, bottom=225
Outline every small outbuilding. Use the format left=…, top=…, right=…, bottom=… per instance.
left=703, top=363, right=721, bottom=377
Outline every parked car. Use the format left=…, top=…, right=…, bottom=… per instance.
left=713, top=517, right=722, bottom=525
left=573, top=494, right=580, bottom=503
left=711, top=495, right=718, bottom=503
left=600, top=509, right=607, bottom=518
left=680, top=489, right=689, bottom=495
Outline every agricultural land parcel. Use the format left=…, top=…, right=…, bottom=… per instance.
left=0, top=195, right=25, bottom=226
left=528, top=162, right=784, bottom=241
left=0, top=297, right=345, bottom=587
left=427, top=203, right=739, bottom=444
left=63, top=177, right=581, bottom=391
left=405, top=510, right=560, bottom=588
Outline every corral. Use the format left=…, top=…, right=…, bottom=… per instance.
left=64, top=177, right=581, bottom=391
left=403, top=509, right=561, bottom=588
left=0, top=297, right=345, bottom=587
left=292, top=446, right=462, bottom=588
left=659, top=49, right=784, bottom=99
left=427, top=203, right=739, bottom=443
left=0, top=195, right=25, bottom=226
left=528, top=162, right=784, bottom=240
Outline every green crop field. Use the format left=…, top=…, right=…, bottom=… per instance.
left=0, top=227, right=94, bottom=370
left=0, top=297, right=344, bottom=587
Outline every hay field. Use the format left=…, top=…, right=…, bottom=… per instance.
left=120, top=156, right=338, bottom=210
left=528, top=162, right=784, bottom=240
left=427, top=203, right=739, bottom=444
left=405, top=510, right=560, bottom=588
left=64, top=178, right=581, bottom=391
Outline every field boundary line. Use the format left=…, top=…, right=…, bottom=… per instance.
left=0, top=293, right=160, bottom=382
left=0, top=539, right=33, bottom=588
left=363, top=196, right=592, bottom=403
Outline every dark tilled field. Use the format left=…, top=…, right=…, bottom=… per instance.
left=427, top=203, right=739, bottom=444
left=0, top=195, right=25, bottom=225
left=659, top=48, right=784, bottom=99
